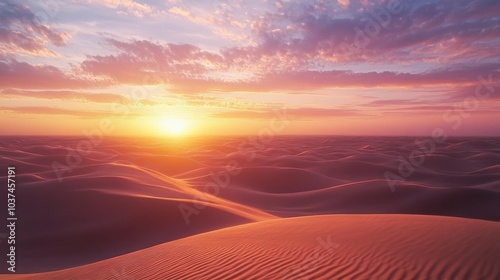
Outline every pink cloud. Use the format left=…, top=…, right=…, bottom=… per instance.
left=164, top=64, right=500, bottom=93
left=0, top=1, right=68, bottom=57
left=337, top=0, right=351, bottom=9
left=211, top=107, right=362, bottom=119
left=0, top=59, right=109, bottom=89
left=80, top=38, right=224, bottom=85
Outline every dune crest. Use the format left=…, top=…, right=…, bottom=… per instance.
left=10, top=214, right=500, bottom=280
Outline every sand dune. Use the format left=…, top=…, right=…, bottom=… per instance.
left=0, top=136, right=499, bottom=276
left=9, top=214, right=500, bottom=279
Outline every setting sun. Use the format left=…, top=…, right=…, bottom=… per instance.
left=162, top=118, right=189, bottom=135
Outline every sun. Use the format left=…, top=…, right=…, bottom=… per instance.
left=162, top=118, right=189, bottom=136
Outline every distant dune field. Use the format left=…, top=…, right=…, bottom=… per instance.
left=1, top=136, right=499, bottom=279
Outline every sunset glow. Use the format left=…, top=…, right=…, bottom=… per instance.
left=0, top=0, right=499, bottom=136
left=2, top=1, right=500, bottom=278
left=162, top=118, right=189, bottom=136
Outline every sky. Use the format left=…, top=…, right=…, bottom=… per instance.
left=0, top=0, right=499, bottom=136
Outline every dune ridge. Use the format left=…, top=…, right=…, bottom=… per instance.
left=9, top=214, right=500, bottom=280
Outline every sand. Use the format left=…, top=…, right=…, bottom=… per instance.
left=0, top=136, right=499, bottom=278
left=8, top=214, right=500, bottom=279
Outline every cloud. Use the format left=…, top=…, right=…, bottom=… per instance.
left=0, top=106, right=115, bottom=118
left=79, top=35, right=500, bottom=92
left=0, top=106, right=136, bottom=118
left=80, top=0, right=154, bottom=18
left=155, top=63, right=500, bottom=93
left=337, top=0, right=350, bottom=9
left=167, top=2, right=251, bottom=41
left=245, top=63, right=500, bottom=91
left=168, top=6, right=194, bottom=20
left=242, top=0, right=500, bottom=64
left=0, top=1, right=68, bottom=57
left=0, top=59, right=109, bottom=89
left=76, top=0, right=500, bottom=94
left=444, top=80, right=500, bottom=102
left=80, top=38, right=224, bottom=84
left=211, top=107, right=362, bottom=119
left=364, top=99, right=427, bottom=107
left=0, top=89, right=130, bottom=104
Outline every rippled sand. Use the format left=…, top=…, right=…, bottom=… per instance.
left=1, top=136, right=499, bottom=279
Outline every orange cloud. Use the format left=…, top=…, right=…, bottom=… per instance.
left=0, top=106, right=140, bottom=118
left=1, top=89, right=129, bottom=103
left=83, top=0, right=154, bottom=17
